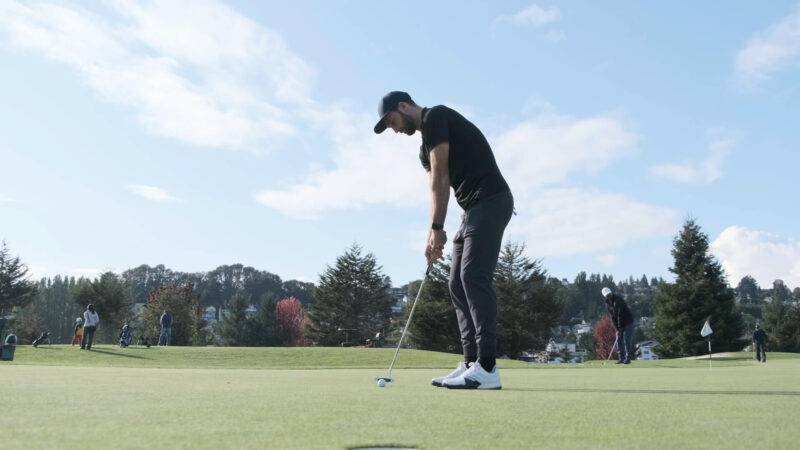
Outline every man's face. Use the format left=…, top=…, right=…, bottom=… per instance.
left=384, top=110, right=416, bottom=136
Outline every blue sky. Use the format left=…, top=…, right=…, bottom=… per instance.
left=1, top=1, right=799, bottom=290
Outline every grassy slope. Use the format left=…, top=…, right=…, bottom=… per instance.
left=1, top=347, right=799, bottom=449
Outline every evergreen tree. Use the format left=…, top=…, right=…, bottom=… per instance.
left=653, top=219, right=744, bottom=357
left=216, top=291, right=252, bottom=346
left=247, top=293, right=280, bottom=346
left=494, top=242, right=561, bottom=359
left=14, top=276, right=83, bottom=343
left=0, top=241, right=38, bottom=318
left=404, top=258, right=460, bottom=353
left=72, top=272, right=131, bottom=343
left=735, top=276, right=762, bottom=304
left=306, top=244, right=393, bottom=346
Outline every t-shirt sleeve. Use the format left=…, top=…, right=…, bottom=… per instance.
left=425, top=107, right=450, bottom=150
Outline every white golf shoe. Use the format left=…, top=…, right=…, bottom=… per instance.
left=431, top=362, right=471, bottom=387
left=443, top=361, right=501, bottom=390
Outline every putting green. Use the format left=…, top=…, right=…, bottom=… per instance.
left=1, top=347, right=797, bottom=449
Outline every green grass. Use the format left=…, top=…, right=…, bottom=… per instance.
left=1, top=346, right=799, bottom=449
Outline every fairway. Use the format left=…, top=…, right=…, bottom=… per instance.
left=1, top=347, right=798, bottom=449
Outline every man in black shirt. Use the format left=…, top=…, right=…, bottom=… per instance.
left=753, top=323, right=767, bottom=363
left=602, top=287, right=634, bottom=364
left=374, top=91, right=513, bottom=389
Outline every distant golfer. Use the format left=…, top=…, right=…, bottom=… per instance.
left=159, top=310, right=173, bottom=346
left=81, top=304, right=99, bottom=350
left=71, top=317, right=84, bottom=347
left=753, top=323, right=767, bottom=363
left=374, top=91, right=513, bottom=389
left=602, top=287, right=634, bottom=364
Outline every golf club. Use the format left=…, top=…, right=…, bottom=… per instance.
left=374, top=263, right=432, bottom=384
left=603, top=337, right=618, bottom=366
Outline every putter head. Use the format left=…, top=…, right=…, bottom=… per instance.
left=373, top=376, right=394, bottom=383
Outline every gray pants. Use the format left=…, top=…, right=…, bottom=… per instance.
left=449, top=191, right=514, bottom=358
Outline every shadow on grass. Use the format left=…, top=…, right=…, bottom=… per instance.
left=89, top=348, right=150, bottom=360
left=507, top=387, right=800, bottom=396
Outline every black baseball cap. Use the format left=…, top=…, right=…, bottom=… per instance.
left=373, top=91, right=413, bottom=134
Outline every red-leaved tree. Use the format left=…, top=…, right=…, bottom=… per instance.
left=275, top=297, right=308, bottom=347
left=594, top=316, right=618, bottom=360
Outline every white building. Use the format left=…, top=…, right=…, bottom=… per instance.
left=202, top=306, right=217, bottom=323
left=637, top=340, right=659, bottom=360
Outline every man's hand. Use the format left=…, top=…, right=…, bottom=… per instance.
left=425, top=229, right=447, bottom=264
left=616, top=330, right=621, bottom=338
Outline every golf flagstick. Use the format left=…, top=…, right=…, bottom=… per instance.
left=701, top=318, right=713, bottom=370
left=375, top=264, right=432, bottom=383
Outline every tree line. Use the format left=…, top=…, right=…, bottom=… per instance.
left=2, top=220, right=800, bottom=357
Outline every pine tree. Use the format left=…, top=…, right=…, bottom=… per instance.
left=494, top=242, right=561, bottom=359
left=0, top=241, right=38, bottom=317
left=306, top=244, right=393, bottom=346
left=216, top=291, right=252, bottom=346
left=247, top=293, right=280, bottom=346
left=653, top=219, right=744, bottom=357
left=404, top=258, right=460, bottom=353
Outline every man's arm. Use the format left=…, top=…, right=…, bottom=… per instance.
left=426, top=142, right=450, bottom=263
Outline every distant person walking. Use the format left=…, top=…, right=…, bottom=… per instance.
left=71, top=317, right=84, bottom=346
left=158, top=310, right=173, bottom=346
left=602, top=287, right=634, bottom=364
left=753, top=323, right=767, bottom=363
left=81, top=304, right=99, bottom=350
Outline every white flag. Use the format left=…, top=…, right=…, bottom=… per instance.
left=700, top=320, right=713, bottom=337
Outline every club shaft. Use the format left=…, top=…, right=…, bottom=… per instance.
left=606, top=337, right=618, bottom=362
left=386, top=267, right=429, bottom=379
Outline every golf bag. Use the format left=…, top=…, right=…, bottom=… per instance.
left=137, top=335, right=152, bottom=348
left=32, top=331, right=51, bottom=347
left=119, top=324, right=132, bottom=348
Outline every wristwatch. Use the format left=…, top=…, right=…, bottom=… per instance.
left=431, top=222, right=444, bottom=230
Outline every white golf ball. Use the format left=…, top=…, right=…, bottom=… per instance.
left=377, top=379, right=386, bottom=387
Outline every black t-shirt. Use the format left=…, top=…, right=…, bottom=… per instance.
left=419, top=105, right=510, bottom=210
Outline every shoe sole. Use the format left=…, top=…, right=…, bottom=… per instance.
left=444, top=384, right=502, bottom=390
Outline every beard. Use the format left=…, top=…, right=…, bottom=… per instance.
left=399, top=111, right=416, bottom=135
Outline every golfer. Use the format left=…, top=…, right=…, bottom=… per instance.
left=753, top=323, right=767, bottom=363
left=602, top=287, right=634, bottom=364
left=81, top=304, right=99, bottom=350
left=159, top=310, right=173, bottom=346
left=374, top=91, right=513, bottom=389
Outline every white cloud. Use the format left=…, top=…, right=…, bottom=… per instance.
left=0, top=0, right=314, bottom=150
left=128, top=185, right=182, bottom=203
left=649, top=139, right=732, bottom=184
left=255, top=111, right=428, bottom=219
left=711, top=226, right=800, bottom=288
left=0, top=194, right=14, bottom=202
left=257, top=112, right=638, bottom=219
left=734, top=5, right=800, bottom=87
left=256, top=110, right=675, bottom=255
left=507, top=188, right=679, bottom=257
left=494, top=5, right=561, bottom=28
left=495, top=114, right=638, bottom=192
